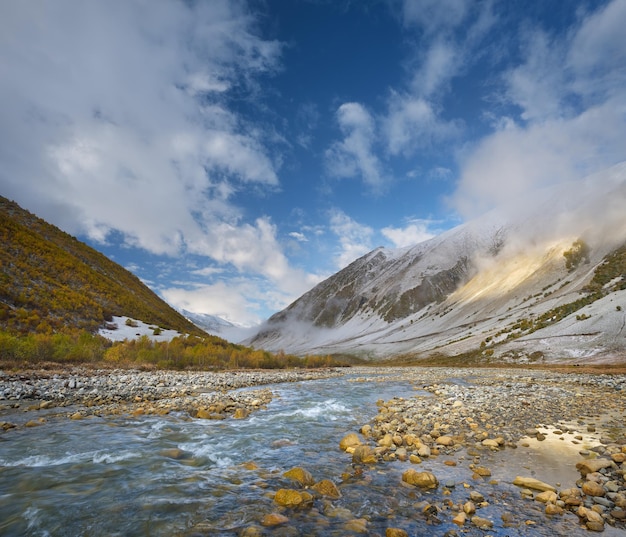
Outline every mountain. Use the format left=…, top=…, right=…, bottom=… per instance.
left=179, top=309, right=235, bottom=333
left=249, top=163, right=626, bottom=365
left=0, top=196, right=206, bottom=338
left=179, top=309, right=259, bottom=344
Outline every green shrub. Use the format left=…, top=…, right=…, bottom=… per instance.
left=563, top=239, right=590, bottom=272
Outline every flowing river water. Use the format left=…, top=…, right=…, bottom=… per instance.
left=1, top=371, right=625, bottom=536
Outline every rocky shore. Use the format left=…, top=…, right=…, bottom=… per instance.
left=0, top=367, right=343, bottom=425
left=336, top=368, right=626, bottom=534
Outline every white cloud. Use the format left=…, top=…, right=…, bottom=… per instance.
left=382, top=1, right=494, bottom=157
left=385, top=92, right=462, bottom=156
left=567, top=0, right=626, bottom=101
left=454, top=96, right=626, bottom=217
left=454, top=0, right=626, bottom=217
left=410, top=38, right=459, bottom=98
left=325, top=102, right=386, bottom=190
left=0, top=0, right=328, bottom=323
left=382, top=220, right=437, bottom=248
left=400, top=0, right=469, bottom=33
left=329, top=209, right=374, bottom=269
left=161, top=281, right=261, bottom=327
left=504, top=30, right=566, bottom=121
left=289, top=232, right=308, bottom=242
left=0, top=0, right=281, bottom=246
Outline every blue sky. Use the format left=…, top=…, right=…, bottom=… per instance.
left=1, top=0, right=625, bottom=326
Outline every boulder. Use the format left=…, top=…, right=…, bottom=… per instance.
left=512, top=476, right=556, bottom=492
left=545, top=503, right=564, bottom=516
left=339, top=433, right=361, bottom=451
left=582, top=481, right=606, bottom=497
left=402, top=469, right=438, bottom=489
left=452, top=512, right=467, bottom=526
left=535, top=490, right=558, bottom=504
left=576, top=459, right=613, bottom=476
left=436, top=435, right=454, bottom=446
left=473, top=466, right=491, bottom=477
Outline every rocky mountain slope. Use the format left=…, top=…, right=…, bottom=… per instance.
left=249, top=163, right=626, bottom=364
left=0, top=196, right=206, bottom=338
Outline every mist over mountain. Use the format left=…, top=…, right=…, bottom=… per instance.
left=248, top=163, right=626, bottom=364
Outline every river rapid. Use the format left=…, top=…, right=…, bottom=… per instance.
left=1, top=369, right=626, bottom=536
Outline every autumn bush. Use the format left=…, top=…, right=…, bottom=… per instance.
left=0, top=328, right=341, bottom=370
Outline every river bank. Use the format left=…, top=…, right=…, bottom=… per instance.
left=1, top=366, right=626, bottom=535
left=0, top=367, right=344, bottom=425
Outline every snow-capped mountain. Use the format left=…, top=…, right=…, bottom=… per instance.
left=179, top=309, right=235, bottom=334
left=248, top=163, right=626, bottom=364
left=179, top=309, right=259, bottom=343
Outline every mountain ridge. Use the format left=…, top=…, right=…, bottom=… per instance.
left=248, top=163, right=626, bottom=364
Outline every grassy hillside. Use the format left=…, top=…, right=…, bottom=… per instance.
left=0, top=196, right=205, bottom=337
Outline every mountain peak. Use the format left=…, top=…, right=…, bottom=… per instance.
left=248, top=164, right=626, bottom=365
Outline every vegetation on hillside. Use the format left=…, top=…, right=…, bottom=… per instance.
left=0, top=197, right=344, bottom=370
left=0, top=196, right=204, bottom=336
left=0, top=329, right=341, bottom=370
left=563, top=238, right=590, bottom=272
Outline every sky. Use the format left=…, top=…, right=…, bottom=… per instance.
left=1, top=0, right=625, bottom=328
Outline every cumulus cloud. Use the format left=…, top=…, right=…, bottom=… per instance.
left=382, top=219, right=437, bottom=248
left=453, top=0, right=626, bottom=217
left=325, top=102, right=386, bottom=190
left=329, top=209, right=374, bottom=269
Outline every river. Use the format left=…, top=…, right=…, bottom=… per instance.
left=0, top=371, right=624, bottom=536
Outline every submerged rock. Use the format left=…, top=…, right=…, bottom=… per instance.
left=339, top=432, right=361, bottom=451
left=283, top=467, right=316, bottom=487
left=274, top=489, right=305, bottom=508
left=312, top=479, right=341, bottom=499
left=261, top=513, right=289, bottom=527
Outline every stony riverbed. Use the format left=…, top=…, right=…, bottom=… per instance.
left=1, top=366, right=626, bottom=536
left=338, top=368, right=626, bottom=534
left=0, top=367, right=343, bottom=424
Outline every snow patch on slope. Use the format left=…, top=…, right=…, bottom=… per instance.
left=99, top=316, right=184, bottom=342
